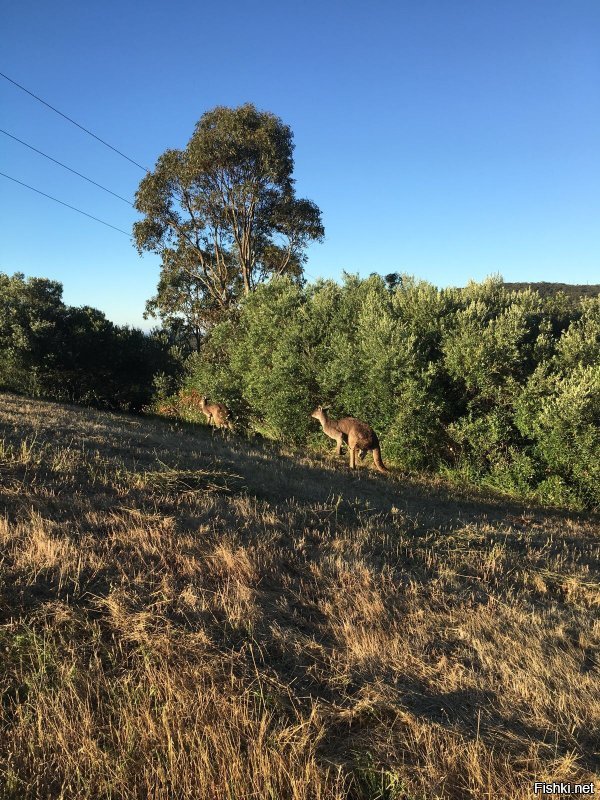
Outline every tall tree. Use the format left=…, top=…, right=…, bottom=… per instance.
left=134, top=104, right=324, bottom=345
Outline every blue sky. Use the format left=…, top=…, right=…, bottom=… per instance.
left=1, top=0, right=599, bottom=329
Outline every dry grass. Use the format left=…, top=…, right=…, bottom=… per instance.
left=0, top=391, right=598, bottom=799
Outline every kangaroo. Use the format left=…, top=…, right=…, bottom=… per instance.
left=181, top=389, right=234, bottom=431
left=198, top=395, right=234, bottom=431
left=311, top=406, right=387, bottom=473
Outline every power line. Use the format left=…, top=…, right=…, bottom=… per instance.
left=0, top=70, right=149, bottom=172
left=0, top=73, right=321, bottom=276
left=0, top=128, right=133, bottom=205
left=0, top=171, right=132, bottom=236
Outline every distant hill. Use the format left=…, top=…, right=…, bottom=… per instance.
left=503, top=281, right=600, bottom=300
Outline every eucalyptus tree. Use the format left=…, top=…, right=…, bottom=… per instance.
left=134, top=103, right=324, bottom=345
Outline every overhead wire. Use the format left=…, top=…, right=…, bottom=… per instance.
left=1, top=70, right=322, bottom=277
left=0, top=69, right=143, bottom=237
left=0, top=70, right=149, bottom=172
left=0, top=171, right=132, bottom=236
left=0, top=128, right=133, bottom=205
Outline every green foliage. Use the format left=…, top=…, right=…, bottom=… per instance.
left=186, top=274, right=598, bottom=510
left=502, top=281, right=600, bottom=302
left=134, top=103, right=324, bottom=344
left=3, top=262, right=596, bottom=513
left=0, top=272, right=64, bottom=394
left=352, top=752, right=410, bottom=800
left=0, top=272, right=180, bottom=411
left=9, top=269, right=595, bottom=510
left=554, top=296, right=600, bottom=370
left=442, top=286, right=541, bottom=407
left=231, top=282, right=312, bottom=440
left=515, top=363, right=600, bottom=509
left=185, top=316, right=248, bottom=424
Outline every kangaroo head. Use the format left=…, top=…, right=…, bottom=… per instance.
left=311, top=405, right=327, bottom=421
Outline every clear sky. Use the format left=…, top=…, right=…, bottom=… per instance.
left=1, top=0, right=599, bottom=329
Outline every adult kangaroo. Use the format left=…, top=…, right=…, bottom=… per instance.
left=311, top=406, right=387, bottom=473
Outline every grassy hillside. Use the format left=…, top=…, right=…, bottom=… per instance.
left=0, top=393, right=598, bottom=799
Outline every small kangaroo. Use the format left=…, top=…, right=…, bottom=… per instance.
left=181, top=389, right=233, bottom=431
left=198, top=395, right=234, bottom=431
left=311, top=406, right=387, bottom=472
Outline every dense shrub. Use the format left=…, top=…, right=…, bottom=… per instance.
left=186, top=280, right=314, bottom=440
left=185, top=274, right=599, bottom=510
left=515, top=364, right=600, bottom=509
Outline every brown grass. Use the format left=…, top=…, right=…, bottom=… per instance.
left=0, top=391, right=598, bottom=799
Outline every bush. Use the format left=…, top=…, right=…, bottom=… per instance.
left=515, top=364, right=600, bottom=509
left=173, top=274, right=599, bottom=510
left=0, top=272, right=180, bottom=411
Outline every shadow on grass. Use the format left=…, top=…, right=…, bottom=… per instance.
left=400, top=687, right=600, bottom=774
left=1, top=392, right=598, bottom=785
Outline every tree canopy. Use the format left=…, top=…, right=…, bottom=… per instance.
left=134, top=103, right=324, bottom=346
left=0, top=272, right=180, bottom=410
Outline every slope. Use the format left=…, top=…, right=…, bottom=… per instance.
left=0, top=393, right=598, bottom=799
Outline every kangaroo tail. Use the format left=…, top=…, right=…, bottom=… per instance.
left=372, top=446, right=388, bottom=473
